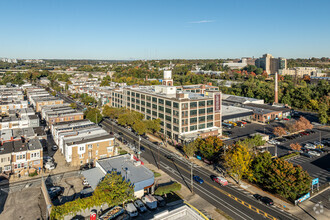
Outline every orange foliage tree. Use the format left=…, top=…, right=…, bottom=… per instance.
left=290, top=143, right=302, bottom=151
left=273, top=127, right=286, bottom=136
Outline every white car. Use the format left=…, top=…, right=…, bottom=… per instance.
left=44, top=162, right=55, bottom=170
left=125, top=202, right=138, bottom=217
left=304, top=143, right=316, bottom=149
left=308, top=151, right=321, bottom=157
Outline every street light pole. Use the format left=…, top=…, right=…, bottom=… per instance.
left=275, top=144, right=278, bottom=157
left=138, top=135, right=141, bottom=159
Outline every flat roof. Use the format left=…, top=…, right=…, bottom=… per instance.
left=81, top=167, right=105, bottom=190
left=222, top=105, right=253, bottom=116
left=97, top=154, right=154, bottom=189
left=66, top=134, right=113, bottom=146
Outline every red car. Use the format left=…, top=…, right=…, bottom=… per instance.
left=211, top=175, right=228, bottom=186
left=283, top=118, right=289, bottom=121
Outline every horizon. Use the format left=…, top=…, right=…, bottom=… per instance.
left=1, top=0, right=329, bottom=60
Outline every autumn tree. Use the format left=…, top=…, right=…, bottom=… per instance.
left=290, top=143, right=302, bottom=151
left=183, top=142, right=197, bottom=157
left=223, top=144, right=252, bottom=184
left=273, top=126, right=286, bottom=136
left=132, top=120, right=147, bottom=135
left=145, top=119, right=161, bottom=134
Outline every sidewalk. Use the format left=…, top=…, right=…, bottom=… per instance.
left=117, top=138, right=227, bottom=220
left=146, top=133, right=330, bottom=220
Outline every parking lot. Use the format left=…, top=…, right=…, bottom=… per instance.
left=286, top=154, right=330, bottom=185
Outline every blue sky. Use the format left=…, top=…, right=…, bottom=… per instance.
left=0, top=0, right=329, bottom=60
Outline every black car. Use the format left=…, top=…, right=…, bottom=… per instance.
left=48, top=186, right=64, bottom=199
left=165, top=154, right=174, bottom=161
left=253, top=194, right=262, bottom=200
left=260, top=196, right=274, bottom=206
left=118, top=132, right=123, bottom=136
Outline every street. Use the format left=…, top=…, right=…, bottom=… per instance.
left=101, top=119, right=297, bottom=220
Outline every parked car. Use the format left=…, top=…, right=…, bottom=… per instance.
left=133, top=199, right=147, bottom=212
left=261, top=196, right=274, bottom=206
left=304, top=143, right=316, bottom=149
left=99, top=206, right=124, bottom=220
left=48, top=186, right=64, bottom=199
left=253, top=194, right=262, bottom=200
left=308, top=151, right=321, bottom=157
left=125, top=202, right=138, bottom=217
left=43, top=156, right=54, bottom=163
left=153, top=195, right=166, bottom=207
left=283, top=118, right=289, bottom=121
left=300, top=152, right=313, bottom=158
left=141, top=194, right=157, bottom=210
left=44, top=162, right=55, bottom=170
left=211, top=175, right=228, bottom=186
left=52, top=145, right=58, bottom=151
left=193, top=175, right=204, bottom=184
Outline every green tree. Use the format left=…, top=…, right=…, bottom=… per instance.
left=248, top=152, right=272, bottom=184
left=223, top=144, right=252, bottom=184
left=69, top=103, right=77, bottom=109
left=132, top=120, right=147, bottom=135
left=195, top=136, right=224, bottom=161
left=183, top=142, right=197, bottom=157
left=85, top=107, right=103, bottom=123
left=145, top=119, right=161, bottom=134
left=318, top=102, right=329, bottom=124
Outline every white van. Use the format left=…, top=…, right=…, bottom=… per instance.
left=125, top=202, right=138, bottom=217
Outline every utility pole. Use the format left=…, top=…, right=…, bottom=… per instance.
left=190, top=162, right=193, bottom=193
left=138, top=135, right=141, bottom=159
left=275, top=144, right=278, bottom=157
left=319, top=131, right=321, bottom=142
left=157, top=145, right=160, bottom=170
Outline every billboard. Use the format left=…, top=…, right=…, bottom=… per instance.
left=295, top=192, right=310, bottom=205
left=312, top=178, right=319, bottom=185
left=214, top=93, right=221, bottom=113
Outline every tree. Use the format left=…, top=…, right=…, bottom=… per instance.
left=69, top=102, right=77, bottom=109
left=85, top=107, right=103, bottom=124
left=236, top=135, right=266, bottom=149
left=195, top=136, right=224, bottom=161
left=318, top=102, right=329, bottom=124
left=290, top=143, right=302, bottom=151
left=273, top=127, right=286, bottom=136
left=223, top=144, right=252, bottom=184
left=183, top=142, right=197, bottom=157
left=145, top=119, right=161, bottom=134
left=249, top=152, right=272, bottom=184
left=132, top=120, right=147, bottom=135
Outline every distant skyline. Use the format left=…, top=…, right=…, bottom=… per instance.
left=0, top=0, right=329, bottom=60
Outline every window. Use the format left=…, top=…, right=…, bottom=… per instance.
left=166, top=115, right=171, bottom=122
left=152, top=104, right=157, bottom=109
left=181, top=103, right=188, bottom=109
left=131, top=104, right=135, bottom=108
left=107, top=147, right=113, bottom=152
left=190, top=102, right=197, bottom=108
left=146, top=102, right=151, bottom=107
left=136, top=99, right=140, bottom=104
left=173, top=118, right=179, bottom=124
left=158, top=106, right=164, bottom=111
left=158, top=99, right=164, bottom=104
left=173, top=102, right=179, bottom=108
left=207, top=115, right=213, bottom=121
left=207, top=122, right=213, bottom=128
left=190, top=125, right=197, bottom=131
left=166, top=123, right=171, bottom=129
left=190, top=110, right=197, bottom=116
left=158, top=113, right=164, bottom=119
left=136, top=105, right=140, bottom=110
left=88, top=144, right=92, bottom=149
left=131, top=98, right=135, bottom=102
left=97, top=143, right=99, bottom=147
left=127, top=91, right=130, bottom=95
left=79, top=154, right=84, bottom=159
left=147, top=109, right=151, bottom=114
left=79, top=146, right=85, bottom=151
left=141, top=94, right=145, bottom=99
left=152, top=97, right=157, bottom=102
left=199, top=101, right=205, bottom=107
left=136, top=93, right=140, bottom=98
left=190, top=117, right=197, bottom=124
left=152, top=111, right=157, bottom=116
left=165, top=108, right=171, bottom=114
left=96, top=150, right=98, bottom=155
left=207, top=107, right=213, bottom=113
left=147, top=96, right=151, bottom=101
left=199, top=108, right=205, bottom=114
left=199, top=124, right=205, bottom=129
left=207, top=100, right=213, bottom=106
left=131, top=92, right=135, bottom=96
left=141, top=100, right=145, bottom=105
left=173, top=126, right=179, bottom=132
left=173, top=110, right=179, bottom=116
left=165, top=100, right=171, bottom=107
left=141, top=107, right=145, bottom=112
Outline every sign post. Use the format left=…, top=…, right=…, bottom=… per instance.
left=312, top=178, right=319, bottom=193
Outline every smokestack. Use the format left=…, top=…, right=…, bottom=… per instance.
left=275, top=72, right=278, bottom=103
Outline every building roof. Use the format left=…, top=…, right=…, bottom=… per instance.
left=222, top=94, right=264, bottom=104
left=244, top=103, right=291, bottom=113
left=97, top=154, right=154, bottom=191
left=0, top=142, right=13, bottom=155
left=222, top=105, right=253, bottom=120
left=26, top=138, right=42, bottom=150
left=81, top=167, right=105, bottom=190
left=66, top=134, right=113, bottom=146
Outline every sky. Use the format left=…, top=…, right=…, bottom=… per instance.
left=0, top=0, right=329, bottom=60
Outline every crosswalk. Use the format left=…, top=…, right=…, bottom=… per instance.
left=228, top=183, right=254, bottom=196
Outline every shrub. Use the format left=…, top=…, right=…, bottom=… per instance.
left=155, top=182, right=181, bottom=196
left=119, top=150, right=128, bottom=155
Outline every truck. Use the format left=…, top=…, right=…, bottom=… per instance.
left=141, top=194, right=157, bottom=210
left=98, top=206, right=124, bottom=220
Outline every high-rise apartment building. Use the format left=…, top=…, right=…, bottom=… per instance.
left=111, top=71, right=222, bottom=143
left=255, top=54, right=287, bottom=74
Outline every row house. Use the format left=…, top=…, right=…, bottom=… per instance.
left=40, top=104, right=84, bottom=125
left=0, top=138, right=43, bottom=176
left=30, top=96, right=64, bottom=112
left=0, top=115, right=39, bottom=130
left=50, top=120, right=116, bottom=166
left=0, top=100, right=28, bottom=114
